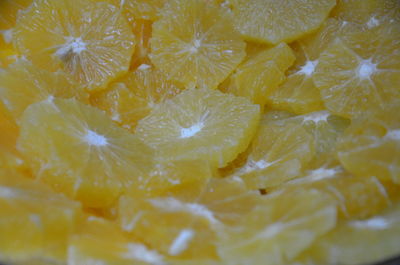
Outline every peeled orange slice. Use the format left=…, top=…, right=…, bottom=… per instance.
left=18, top=98, right=154, bottom=208
left=135, top=88, right=260, bottom=168
left=13, top=0, right=135, bottom=91
left=150, top=0, right=245, bottom=89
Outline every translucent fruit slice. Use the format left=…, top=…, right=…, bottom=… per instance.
left=150, top=0, right=246, bottom=89
left=313, top=22, right=400, bottom=118
left=69, top=215, right=166, bottom=265
left=217, top=189, right=337, bottom=265
left=337, top=105, right=400, bottom=184
left=135, top=88, right=260, bottom=168
left=295, top=203, right=400, bottom=265
left=118, top=178, right=262, bottom=259
left=219, top=42, right=295, bottom=109
left=0, top=169, right=81, bottom=263
left=17, top=98, right=154, bottom=208
left=91, top=67, right=183, bottom=131
left=266, top=18, right=341, bottom=114
left=231, top=0, right=336, bottom=44
left=0, top=60, right=88, bottom=121
left=13, top=0, right=135, bottom=91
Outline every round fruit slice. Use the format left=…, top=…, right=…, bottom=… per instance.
left=17, top=98, right=154, bottom=208
left=150, top=0, right=246, bottom=89
left=13, top=0, right=135, bottom=91
left=294, top=203, right=400, bottom=265
left=337, top=104, right=400, bottom=184
left=220, top=42, right=295, bottom=109
left=217, top=189, right=337, bottom=265
left=313, top=22, right=400, bottom=118
left=266, top=18, right=341, bottom=114
left=0, top=169, right=80, bottom=263
left=231, top=0, right=336, bottom=44
left=135, top=88, right=260, bottom=168
left=0, top=60, right=87, bottom=121
left=91, top=67, right=183, bottom=131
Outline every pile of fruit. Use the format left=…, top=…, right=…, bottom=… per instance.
left=0, top=0, right=399, bottom=264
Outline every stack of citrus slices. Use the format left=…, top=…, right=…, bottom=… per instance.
left=0, top=0, right=399, bottom=264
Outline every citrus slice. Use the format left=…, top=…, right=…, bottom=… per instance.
left=135, top=88, right=260, bottom=168
left=337, top=104, right=400, bottom=184
left=17, top=98, right=154, bottom=208
left=231, top=0, right=336, bottom=44
left=0, top=60, right=88, bottom=121
left=220, top=42, right=295, bottom=109
left=313, top=22, right=400, bottom=118
left=0, top=169, right=80, bottom=263
left=266, top=19, right=341, bottom=114
left=295, top=203, right=400, bottom=265
left=13, top=0, right=135, bottom=91
left=150, top=0, right=245, bottom=89
left=217, top=189, right=337, bottom=265
left=91, top=67, right=183, bottom=131
left=69, top=215, right=165, bottom=265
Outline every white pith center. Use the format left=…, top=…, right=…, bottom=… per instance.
left=302, top=111, right=330, bottom=123
left=189, top=39, right=201, bottom=53
left=298, top=60, right=318, bottom=76
left=385, top=129, right=400, bottom=141
left=169, top=229, right=195, bottom=256
left=349, top=217, right=390, bottom=230
left=55, top=37, right=87, bottom=59
left=84, top=129, right=108, bottom=146
left=358, top=59, right=377, bottom=80
left=180, top=122, right=204, bottom=138
left=367, top=16, right=380, bottom=28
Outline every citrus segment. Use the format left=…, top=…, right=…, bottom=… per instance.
left=136, top=88, right=260, bottom=168
left=220, top=42, right=295, bottom=108
left=0, top=60, right=87, bottom=121
left=17, top=98, right=154, bottom=208
left=91, top=67, right=183, bottom=131
left=130, top=19, right=153, bottom=70
left=231, top=0, right=336, bottom=44
left=313, top=22, right=400, bottom=118
left=13, top=0, right=135, bottom=91
left=150, top=0, right=246, bottom=89
left=337, top=105, right=400, bottom=184
left=218, top=189, right=337, bottom=265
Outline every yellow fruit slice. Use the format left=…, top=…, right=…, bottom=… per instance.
left=17, top=98, right=154, bottom=208
left=0, top=60, right=88, bottom=121
left=331, top=0, right=400, bottom=26
left=313, top=22, right=400, bottom=118
left=118, top=178, right=261, bottom=259
left=231, top=0, right=336, bottom=44
left=295, top=203, right=400, bottom=265
left=0, top=169, right=80, bottom=263
left=220, top=42, right=295, bottom=109
left=135, top=88, right=260, bottom=168
left=150, top=0, right=246, bottom=89
left=337, top=104, right=400, bottom=184
left=13, top=0, right=135, bottom=91
left=266, top=19, right=341, bottom=114
left=217, top=189, right=337, bottom=265
left=91, top=67, right=183, bottom=131
left=69, top=215, right=165, bottom=265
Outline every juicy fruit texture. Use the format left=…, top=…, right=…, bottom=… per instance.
left=266, top=18, right=341, bottom=114
left=313, top=22, right=400, bottom=118
left=0, top=169, right=80, bottom=263
left=294, top=203, right=400, bottom=265
left=18, top=98, right=154, bottom=208
left=218, top=189, right=337, bottom=265
left=150, top=0, right=246, bottom=89
left=337, top=105, right=400, bottom=184
left=13, top=0, right=135, bottom=91
left=220, top=42, right=295, bottom=109
left=232, top=0, right=336, bottom=44
left=91, top=67, right=183, bottom=131
left=0, top=60, right=87, bottom=120
left=1, top=0, right=400, bottom=264
left=136, top=88, right=260, bottom=167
